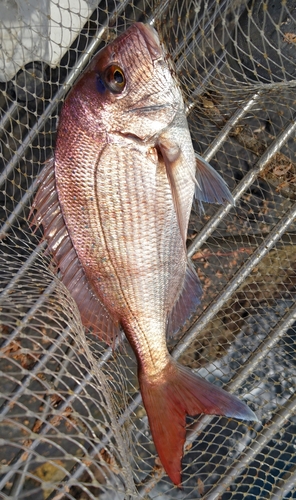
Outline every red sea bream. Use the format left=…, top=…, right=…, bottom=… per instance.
left=31, top=22, right=257, bottom=485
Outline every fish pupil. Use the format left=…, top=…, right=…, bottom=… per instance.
left=114, top=70, right=123, bottom=84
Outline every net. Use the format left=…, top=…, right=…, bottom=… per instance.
left=0, top=1, right=296, bottom=498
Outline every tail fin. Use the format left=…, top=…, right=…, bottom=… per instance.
left=139, top=359, right=258, bottom=486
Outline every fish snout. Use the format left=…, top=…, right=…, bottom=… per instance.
left=134, top=22, right=163, bottom=61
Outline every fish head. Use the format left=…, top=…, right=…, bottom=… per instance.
left=68, top=23, right=183, bottom=140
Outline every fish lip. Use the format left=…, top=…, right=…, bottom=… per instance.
left=128, top=103, right=171, bottom=113
left=134, top=22, right=163, bottom=61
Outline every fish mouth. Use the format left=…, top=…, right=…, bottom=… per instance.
left=128, top=103, right=171, bottom=113
left=134, top=22, right=163, bottom=60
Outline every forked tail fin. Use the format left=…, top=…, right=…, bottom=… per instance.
left=139, top=359, right=258, bottom=486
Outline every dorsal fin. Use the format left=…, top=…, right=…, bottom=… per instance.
left=30, top=157, right=120, bottom=344
left=167, top=263, right=202, bottom=337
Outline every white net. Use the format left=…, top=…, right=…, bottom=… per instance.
left=1, top=1, right=296, bottom=498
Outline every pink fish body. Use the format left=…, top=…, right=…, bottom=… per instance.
left=32, top=23, right=257, bottom=485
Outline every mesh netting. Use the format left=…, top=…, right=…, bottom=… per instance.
left=1, top=0, right=296, bottom=498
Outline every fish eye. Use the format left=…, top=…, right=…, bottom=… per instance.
left=103, top=65, right=126, bottom=94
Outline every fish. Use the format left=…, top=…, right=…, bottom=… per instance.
left=31, top=22, right=258, bottom=486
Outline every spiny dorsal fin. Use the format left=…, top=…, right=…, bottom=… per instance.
left=30, top=157, right=120, bottom=344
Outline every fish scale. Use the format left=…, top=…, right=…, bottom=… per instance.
left=31, top=22, right=258, bottom=486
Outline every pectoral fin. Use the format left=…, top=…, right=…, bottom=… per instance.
left=157, top=138, right=188, bottom=249
left=195, top=153, right=235, bottom=211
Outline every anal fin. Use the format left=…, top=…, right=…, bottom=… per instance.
left=167, top=263, right=202, bottom=337
left=30, top=157, right=119, bottom=344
